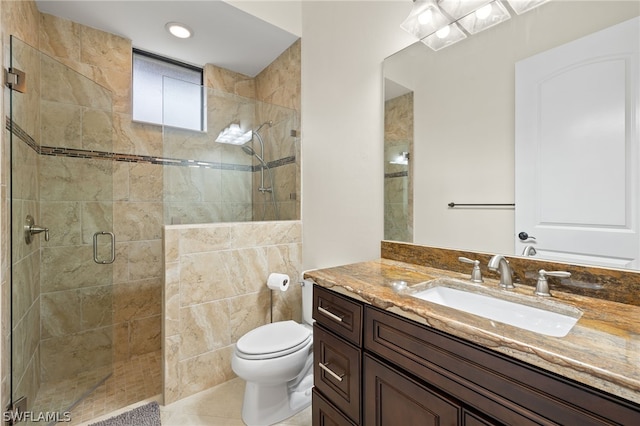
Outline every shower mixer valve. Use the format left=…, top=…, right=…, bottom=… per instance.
left=25, top=215, right=49, bottom=244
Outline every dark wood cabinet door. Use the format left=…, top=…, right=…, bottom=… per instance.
left=364, top=354, right=460, bottom=426
left=312, top=389, right=357, bottom=426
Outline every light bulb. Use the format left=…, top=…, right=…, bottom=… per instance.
left=475, top=4, right=493, bottom=20
left=418, top=9, right=433, bottom=25
left=436, top=25, right=451, bottom=39
left=165, top=22, right=192, bottom=39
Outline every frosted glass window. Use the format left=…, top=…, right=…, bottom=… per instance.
left=132, top=50, right=204, bottom=131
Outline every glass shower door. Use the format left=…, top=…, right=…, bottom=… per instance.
left=9, top=36, right=115, bottom=419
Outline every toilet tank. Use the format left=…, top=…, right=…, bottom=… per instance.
left=301, top=280, right=314, bottom=325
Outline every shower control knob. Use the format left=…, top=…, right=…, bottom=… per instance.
left=24, top=215, right=50, bottom=245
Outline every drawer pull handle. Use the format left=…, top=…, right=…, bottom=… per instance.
left=319, top=362, right=345, bottom=382
left=318, top=306, right=344, bottom=322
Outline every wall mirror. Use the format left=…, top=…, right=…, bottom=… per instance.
left=383, top=0, right=640, bottom=269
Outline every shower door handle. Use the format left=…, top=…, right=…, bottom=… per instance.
left=93, top=231, right=115, bottom=264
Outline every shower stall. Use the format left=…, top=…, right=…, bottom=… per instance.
left=8, top=35, right=299, bottom=422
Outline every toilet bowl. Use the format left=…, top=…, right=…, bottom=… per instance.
left=231, top=280, right=315, bottom=426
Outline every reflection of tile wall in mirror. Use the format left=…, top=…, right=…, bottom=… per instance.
left=384, top=89, right=413, bottom=243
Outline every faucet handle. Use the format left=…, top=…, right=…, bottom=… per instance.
left=458, top=257, right=483, bottom=283
left=535, top=269, right=571, bottom=297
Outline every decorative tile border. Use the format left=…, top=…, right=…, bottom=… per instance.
left=6, top=117, right=295, bottom=171
left=6, top=116, right=39, bottom=152
left=385, top=171, right=409, bottom=179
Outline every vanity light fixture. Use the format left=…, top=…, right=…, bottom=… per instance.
left=165, top=22, right=193, bottom=39
left=215, top=123, right=253, bottom=145
left=401, top=0, right=549, bottom=50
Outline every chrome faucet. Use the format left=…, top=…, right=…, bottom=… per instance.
left=521, top=245, right=537, bottom=256
left=487, top=255, right=515, bottom=289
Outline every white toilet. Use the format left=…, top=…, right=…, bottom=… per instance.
left=231, top=280, right=314, bottom=426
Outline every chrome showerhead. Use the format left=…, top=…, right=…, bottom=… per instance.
left=215, top=121, right=272, bottom=145
left=241, top=144, right=267, bottom=167
left=215, top=123, right=252, bottom=145
left=241, top=145, right=255, bottom=156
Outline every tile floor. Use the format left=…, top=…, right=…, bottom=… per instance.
left=28, top=351, right=162, bottom=426
left=68, top=351, right=162, bottom=425
left=77, top=377, right=312, bottom=426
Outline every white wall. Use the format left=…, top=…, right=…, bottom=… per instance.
left=225, top=0, right=303, bottom=37
left=299, top=1, right=414, bottom=270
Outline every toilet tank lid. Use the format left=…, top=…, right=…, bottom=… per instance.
left=237, top=320, right=311, bottom=355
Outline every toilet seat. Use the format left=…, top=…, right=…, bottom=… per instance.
left=236, top=320, right=312, bottom=360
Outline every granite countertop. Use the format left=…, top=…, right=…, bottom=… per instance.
left=304, top=258, right=640, bottom=405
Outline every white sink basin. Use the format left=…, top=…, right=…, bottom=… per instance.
left=411, top=285, right=580, bottom=337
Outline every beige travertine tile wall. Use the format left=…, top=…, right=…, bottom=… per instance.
left=384, top=92, right=413, bottom=242
left=205, top=64, right=256, bottom=97
left=162, top=221, right=303, bottom=403
left=38, top=51, right=116, bottom=383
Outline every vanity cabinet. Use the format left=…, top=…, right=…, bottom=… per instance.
left=312, top=285, right=640, bottom=426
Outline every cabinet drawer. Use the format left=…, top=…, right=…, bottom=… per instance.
left=312, top=388, right=357, bottom=426
left=313, top=285, right=363, bottom=346
left=314, top=325, right=361, bottom=424
left=364, top=354, right=460, bottom=426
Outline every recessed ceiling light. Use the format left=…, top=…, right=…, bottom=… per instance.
left=165, top=22, right=192, bottom=39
